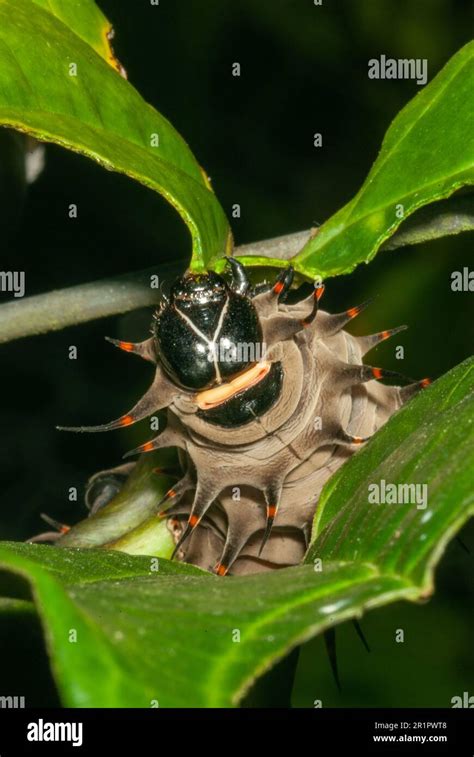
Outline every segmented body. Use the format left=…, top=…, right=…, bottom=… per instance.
left=155, top=288, right=410, bottom=574
left=53, top=261, right=426, bottom=575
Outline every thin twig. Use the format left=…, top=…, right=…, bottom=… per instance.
left=0, top=195, right=472, bottom=344
left=380, top=194, right=474, bottom=251
left=235, top=229, right=312, bottom=260
left=0, top=263, right=182, bottom=344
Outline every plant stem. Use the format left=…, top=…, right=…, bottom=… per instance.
left=0, top=194, right=472, bottom=344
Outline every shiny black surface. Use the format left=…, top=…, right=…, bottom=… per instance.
left=153, top=271, right=263, bottom=390
left=197, top=362, right=283, bottom=427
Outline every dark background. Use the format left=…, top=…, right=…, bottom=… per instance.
left=0, top=0, right=472, bottom=707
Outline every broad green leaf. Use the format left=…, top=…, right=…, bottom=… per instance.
left=0, top=544, right=413, bottom=707
left=0, top=0, right=230, bottom=266
left=32, top=0, right=126, bottom=74
left=293, top=42, right=474, bottom=279
left=0, top=546, right=203, bottom=707
left=308, top=357, right=474, bottom=571
left=0, top=359, right=472, bottom=707
left=379, top=192, right=474, bottom=251
left=229, top=193, right=474, bottom=274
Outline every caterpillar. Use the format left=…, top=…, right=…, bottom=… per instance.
left=46, top=259, right=429, bottom=576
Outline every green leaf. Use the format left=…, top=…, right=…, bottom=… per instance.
left=228, top=193, right=474, bottom=275
left=379, top=192, right=474, bottom=251
left=308, top=357, right=474, bottom=569
left=0, top=0, right=230, bottom=266
left=0, top=545, right=204, bottom=707
left=0, top=358, right=472, bottom=707
left=293, top=42, right=474, bottom=279
left=31, top=0, right=125, bottom=73
left=0, top=544, right=408, bottom=707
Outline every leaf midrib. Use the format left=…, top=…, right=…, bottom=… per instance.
left=345, top=47, right=473, bottom=225
left=205, top=562, right=416, bottom=706
left=300, top=172, right=474, bottom=265
left=310, top=378, right=473, bottom=541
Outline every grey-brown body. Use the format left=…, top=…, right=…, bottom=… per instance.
left=164, top=297, right=406, bottom=574
left=51, top=270, right=422, bottom=576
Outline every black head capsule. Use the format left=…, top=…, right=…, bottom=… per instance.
left=153, top=269, right=264, bottom=391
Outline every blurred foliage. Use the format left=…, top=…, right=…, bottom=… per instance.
left=0, top=0, right=472, bottom=706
